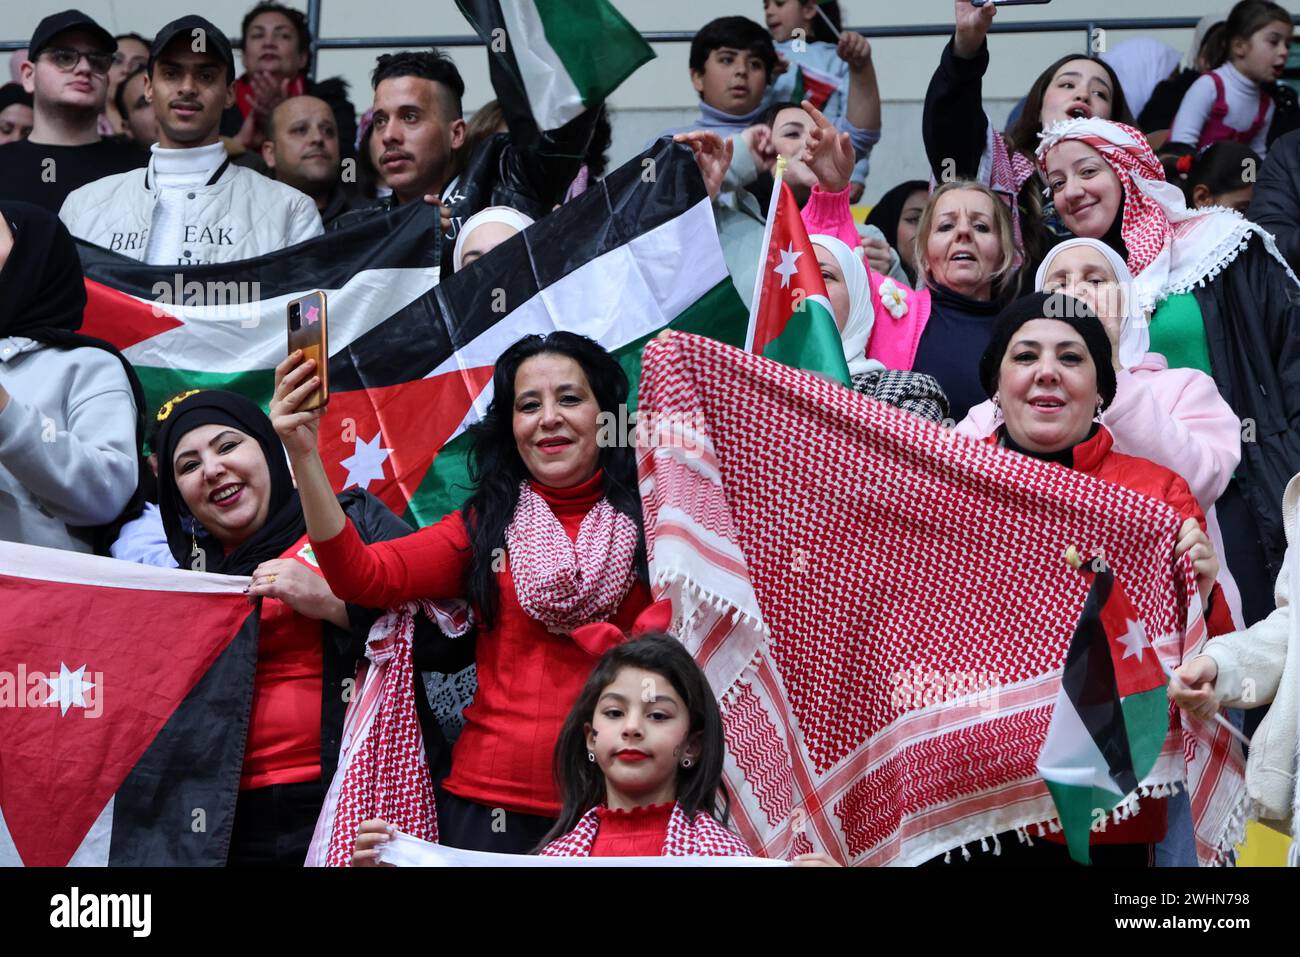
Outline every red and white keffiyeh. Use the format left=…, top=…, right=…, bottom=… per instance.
left=539, top=802, right=752, bottom=857
left=986, top=127, right=1039, bottom=269
left=637, top=330, right=1246, bottom=866
left=1036, top=118, right=1300, bottom=311
left=305, top=599, right=471, bottom=867
left=505, top=480, right=639, bottom=634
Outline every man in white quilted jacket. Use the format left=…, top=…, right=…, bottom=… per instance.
left=58, top=15, right=321, bottom=264
left=1172, top=472, right=1299, bottom=860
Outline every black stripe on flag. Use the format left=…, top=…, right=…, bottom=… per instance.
left=454, top=0, right=545, bottom=147
left=432, top=138, right=708, bottom=350
left=76, top=202, right=444, bottom=304
left=1060, top=570, right=1139, bottom=796
left=107, top=611, right=258, bottom=866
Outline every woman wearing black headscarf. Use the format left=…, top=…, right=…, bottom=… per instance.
left=864, top=179, right=929, bottom=287
left=155, top=389, right=474, bottom=867
left=0, top=201, right=144, bottom=553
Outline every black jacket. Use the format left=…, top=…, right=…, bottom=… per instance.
left=1247, top=129, right=1300, bottom=273
left=331, top=111, right=596, bottom=275
left=921, top=38, right=1066, bottom=279
left=317, top=490, right=476, bottom=787
left=1193, top=236, right=1300, bottom=581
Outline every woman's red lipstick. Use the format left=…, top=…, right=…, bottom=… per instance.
left=614, top=749, right=648, bottom=762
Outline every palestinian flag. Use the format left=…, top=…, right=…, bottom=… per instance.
left=76, top=204, right=472, bottom=527
left=0, top=542, right=257, bottom=866
left=791, top=63, right=838, bottom=111
left=1036, top=558, right=1170, bottom=864
left=456, top=0, right=653, bottom=141
left=78, top=139, right=745, bottom=527
left=414, top=137, right=749, bottom=519
left=745, top=164, right=851, bottom=385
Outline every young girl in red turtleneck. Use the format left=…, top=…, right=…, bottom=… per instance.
left=535, top=633, right=751, bottom=858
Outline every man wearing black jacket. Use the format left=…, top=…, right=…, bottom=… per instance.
left=1247, top=128, right=1300, bottom=273
left=332, top=49, right=596, bottom=277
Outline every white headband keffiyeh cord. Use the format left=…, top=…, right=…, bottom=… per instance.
left=451, top=206, right=536, bottom=272
left=1036, top=118, right=1300, bottom=313
left=1034, top=238, right=1150, bottom=370
left=809, top=234, right=885, bottom=378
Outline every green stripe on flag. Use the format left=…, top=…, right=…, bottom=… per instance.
left=137, top=368, right=275, bottom=445
left=761, top=298, right=851, bottom=386
left=533, top=0, right=655, bottom=108
left=1121, top=685, right=1168, bottom=782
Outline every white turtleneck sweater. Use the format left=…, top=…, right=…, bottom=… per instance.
left=143, top=141, right=228, bottom=264
left=1170, top=61, right=1274, bottom=158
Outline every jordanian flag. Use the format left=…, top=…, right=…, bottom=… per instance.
left=0, top=543, right=257, bottom=866
left=745, top=165, right=851, bottom=385
left=1036, top=559, right=1169, bottom=864
left=456, top=0, right=653, bottom=141
left=791, top=64, right=838, bottom=111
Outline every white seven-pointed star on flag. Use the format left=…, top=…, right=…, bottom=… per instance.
left=773, top=242, right=802, bottom=288
left=340, top=431, right=393, bottom=491
left=1116, top=618, right=1149, bottom=663
left=45, top=663, right=95, bottom=717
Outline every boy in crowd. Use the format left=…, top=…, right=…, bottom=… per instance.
left=0, top=10, right=145, bottom=212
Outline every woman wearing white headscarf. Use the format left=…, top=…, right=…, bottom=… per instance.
left=451, top=206, right=536, bottom=272
left=810, top=233, right=950, bottom=424
left=956, top=237, right=1244, bottom=629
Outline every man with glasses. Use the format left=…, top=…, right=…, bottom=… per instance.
left=0, top=10, right=145, bottom=212
left=60, top=15, right=322, bottom=264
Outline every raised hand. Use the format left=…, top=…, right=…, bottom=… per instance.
left=954, top=0, right=997, bottom=58
left=800, top=101, right=855, bottom=194
left=674, top=131, right=734, bottom=201
left=836, top=31, right=874, bottom=74
left=271, top=351, right=324, bottom=461
left=741, top=123, right=778, bottom=175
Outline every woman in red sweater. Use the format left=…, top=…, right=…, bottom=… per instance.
left=271, top=332, right=651, bottom=852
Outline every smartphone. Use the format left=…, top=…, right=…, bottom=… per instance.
left=970, top=1, right=1053, bottom=6
left=287, top=290, right=329, bottom=411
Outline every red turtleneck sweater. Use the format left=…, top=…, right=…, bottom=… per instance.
left=311, top=470, right=650, bottom=817
left=590, top=803, right=674, bottom=857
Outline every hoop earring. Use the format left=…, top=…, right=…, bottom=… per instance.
left=587, top=751, right=595, bottom=763
left=681, top=757, right=693, bottom=769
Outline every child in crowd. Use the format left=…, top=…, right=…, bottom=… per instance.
left=1162, top=141, right=1261, bottom=212
left=1170, top=0, right=1293, bottom=157
left=353, top=634, right=839, bottom=863
left=762, top=0, right=875, bottom=200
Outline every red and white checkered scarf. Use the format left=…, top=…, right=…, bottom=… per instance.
left=305, top=599, right=471, bottom=867
left=539, top=802, right=753, bottom=857
left=506, top=481, right=639, bottom=634
left=1036, top=118, right=1300, bottom=312
left=637, top=330, right=1246, bottom=866
left=988, top=128, right=1038, bottom=270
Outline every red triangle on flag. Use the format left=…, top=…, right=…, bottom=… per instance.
left=1097, top=573, right=1168, bottom=698
left=748, top=179, right=833, bottom=356
left=319, top=366, right=495, bottom=516
left=81, top=279, right=184, bottom=352
left=0, top=576, right=253, bottom=867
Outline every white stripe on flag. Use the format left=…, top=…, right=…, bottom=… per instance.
left=427, top=197, right=727, bottom=442
left=377, top=830, right=787, bottom=867
left=0, top=799, right=112, bottom=866
left=501, top=1, right=586, bottom=130
left=122, top=266, right=440, bottom=373
left=0, top=542, right=249, bottom=592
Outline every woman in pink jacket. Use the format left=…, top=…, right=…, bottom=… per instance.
left=956, top=237, right=1245, bottom=629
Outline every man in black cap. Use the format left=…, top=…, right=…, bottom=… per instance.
left=60, top=15, right=321, bottom=264
left=0, top=10, right=146, bottom=212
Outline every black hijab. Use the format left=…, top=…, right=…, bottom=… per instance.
left=866, top=180, right=928, bottom=250
left=156, top=390, right=305, bottom=576
left=0, top=201, right=149, bottom=539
